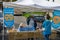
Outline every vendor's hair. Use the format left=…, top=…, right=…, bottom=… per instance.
left=46, top=14, right=50, bottom=20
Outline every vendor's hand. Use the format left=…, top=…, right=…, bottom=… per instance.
left=39, top=29, right=43, bottom=32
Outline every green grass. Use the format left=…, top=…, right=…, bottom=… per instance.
left=32, top=12, right=46, bottom=15
left=23, top=13, right=31, bottom=18
left=23, top=12, right=46, bottom=18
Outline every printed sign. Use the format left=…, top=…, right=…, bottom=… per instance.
left=52, top=10, right=60, bottom=28
left=4, top=8, right=14, bottom=28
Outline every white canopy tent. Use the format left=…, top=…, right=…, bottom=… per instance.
left=3, top=0, right=60, bottom=12
left=12, top=0, right=34, bottom=5
left=3, top=0, right=60, bottom=29
left=34, top=0, right=60, bottom=10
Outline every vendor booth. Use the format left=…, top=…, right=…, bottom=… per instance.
left=3, top=0, right=60, bottom=40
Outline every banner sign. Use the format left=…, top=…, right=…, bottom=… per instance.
left=4, top=8, right=14, bottom=28
left=52, top=10, right=60, bottom=28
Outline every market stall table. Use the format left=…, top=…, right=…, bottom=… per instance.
left=8, top=30, right=57, bottom=40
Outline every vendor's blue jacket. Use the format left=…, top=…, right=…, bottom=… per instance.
left=42, top=20, right=51, bottom=35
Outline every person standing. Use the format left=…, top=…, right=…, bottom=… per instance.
left=42, top=14, right=52, bottom=40
left=27, top=15, right=37, bottom=40
left=27, top=15, right=37, bottom=30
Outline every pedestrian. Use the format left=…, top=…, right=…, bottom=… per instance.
left=41, top=14, right=52, bottom=40
left=27, top=15, right=37, bottom=30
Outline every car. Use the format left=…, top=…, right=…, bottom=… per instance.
left=34, top=16, right=45, bottom=22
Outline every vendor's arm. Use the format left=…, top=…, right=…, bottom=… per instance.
left=17, top=27, right=20, bottom=32
left=39, top=21, right=46, bottom=32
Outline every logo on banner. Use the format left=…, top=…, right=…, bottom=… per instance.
left=4, top=14, right=14, bottom=21
left=52, top=10, right=60, bottom=28
left=53, top=16, right=60, bottom=24
left=4, top=8, right=14, bottom=28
